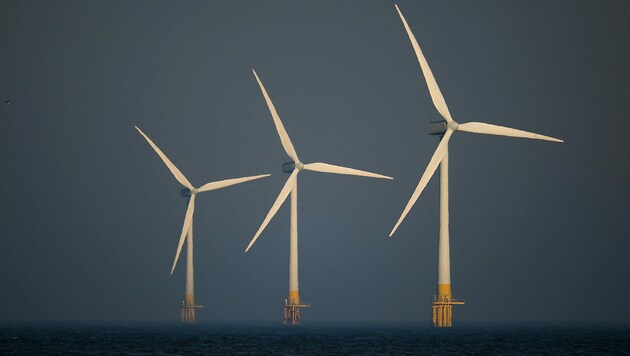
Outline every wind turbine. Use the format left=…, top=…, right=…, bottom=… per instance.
left=390, top=5, right=563, bottom=327
left=245, top=70, right=393, bottom=324
left=135, top=126, right=270, bottom=323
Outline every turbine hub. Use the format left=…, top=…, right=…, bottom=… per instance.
left=295, top=161, right=304, bottom=170
left=191, top=188, right=198, bottom=194
left=447, top=120, right=459, bottom=131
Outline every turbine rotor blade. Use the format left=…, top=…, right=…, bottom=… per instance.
left=171, top=194, right=196, bottom=274
left=245, top=170, right=299, bottom=252
left=197, top=174, right=271, bottom=193
left=395, top=5, right=454, bottom=123
left=252, top=70, right=300, bottom=162
left=303, top=162, right=393, bottom=180
left=390, top=129, right=453, bottom=237
left=135, top=126, right=194, bottom=190
left=458, top=122, right=563, bottom=142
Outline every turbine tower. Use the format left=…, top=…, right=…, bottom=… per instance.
left=390, top=5, right=563, bottom=327
left=246, top=70, right=393, bottom=324
left=135, top=126, right=270, bottom=323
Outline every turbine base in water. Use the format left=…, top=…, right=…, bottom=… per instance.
left=283, top=300, right=310, bottom=325
left=432, top=294, right=464, bottom=327
left=181, top=294, right=203, bottom=324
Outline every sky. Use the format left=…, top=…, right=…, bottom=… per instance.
left=1, top=0, right=629, bottom=325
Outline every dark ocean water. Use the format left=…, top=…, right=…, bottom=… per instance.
left=1, top=324, right=628, bottom=355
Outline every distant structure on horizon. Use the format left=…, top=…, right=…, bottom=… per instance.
left=135, top=126, right=269, bottom=323
left=245, top=69, right=393, bottom=325
left=390, top=5, right=563, bottom=327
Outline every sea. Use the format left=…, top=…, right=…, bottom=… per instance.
left=1, top=324, right=628, bottom=354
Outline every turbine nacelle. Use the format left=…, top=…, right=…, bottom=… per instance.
left=180, top=187, right=199, bottom=197
left=427, top=120, right=447, bottom=135
left=282, top=161, right=304, bottom=173
left=426, top=120, right=458, bottom=135
left=282, top=161, right=295, bottom=173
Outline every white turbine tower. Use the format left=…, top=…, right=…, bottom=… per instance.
left=390, top=5, right=563, bottom=327
left=135, top=126, right=270, bottom=323
left=246, top=70, right=393, bottom=324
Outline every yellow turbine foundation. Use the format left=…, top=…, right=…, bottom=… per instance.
left=181, top=294, right=203, bottom=324
left=437, top=284, right=451, bottom=299
left=288, top=290, right=300, bottom=305
left=432, top=284, right=464, bottom=327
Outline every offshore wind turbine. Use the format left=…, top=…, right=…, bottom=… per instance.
left=246, top=70, right=393, bottom=324
left=135, top=126, right=269, bottom=323
left=390, top=5, right=563, bottom=327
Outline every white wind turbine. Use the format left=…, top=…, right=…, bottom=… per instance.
left=135, top=126, right=270, bottom=323
left=390, top=5, right=563, bottom=327
left=245, top=70, right=393, bottom=324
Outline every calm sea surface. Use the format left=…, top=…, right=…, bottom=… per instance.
left=1, top=324, right=628, bottom=354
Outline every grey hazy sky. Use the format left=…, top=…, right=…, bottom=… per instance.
left=1, top=0, right=629, bottom=324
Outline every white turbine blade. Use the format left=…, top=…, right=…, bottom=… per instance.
left=135, top=126, right=194, bottom=190
left=197, top=174, right=271, bottom=193
left=171, top=194, right=196, bottom=274
left=458, top=122, right=563, bottom=142
left=245, top=170, right=299, bottom=252
left=390, top=129, right=453, bottom=237
left=252, top=69, right=300, bottom=162
left=303, top=162, right=393, bottom=180
left=395, top=5, right=453, bottom=123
